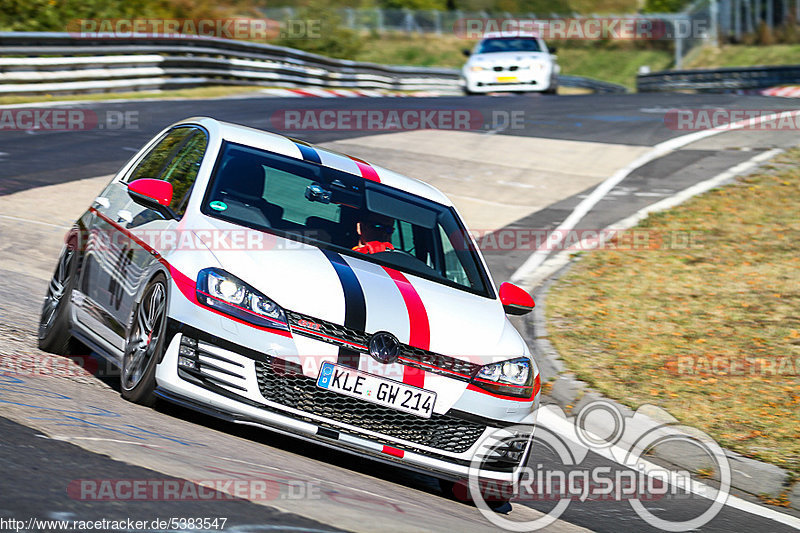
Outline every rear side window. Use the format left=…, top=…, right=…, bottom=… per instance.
left=127, top=127, right=208, bottom=218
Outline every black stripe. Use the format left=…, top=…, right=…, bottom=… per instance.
left=321, top=250, right=367, bottom=368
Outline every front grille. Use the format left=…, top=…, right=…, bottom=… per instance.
left=287, top=311, right=481, bottom=381
left=287, top=311, right=369, bottom=348
left=255, top=361, right=486, bottom=454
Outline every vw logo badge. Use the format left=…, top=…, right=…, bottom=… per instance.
left=369, top=331, right=401, bottom=364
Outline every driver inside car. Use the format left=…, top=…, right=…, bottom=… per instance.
left=352, top=214, right=395, bottom=254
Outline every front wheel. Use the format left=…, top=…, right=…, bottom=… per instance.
left=121, top=274, right=168, bottom=406
left=38, top=243, right=76, bottom=354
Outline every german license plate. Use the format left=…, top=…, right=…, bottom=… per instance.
left=496, top=76, right=518, bottom=83
left=316, top=362, right=436, bottom=418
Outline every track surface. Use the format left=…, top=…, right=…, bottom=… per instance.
left=2, top=92, right=799, bottom=532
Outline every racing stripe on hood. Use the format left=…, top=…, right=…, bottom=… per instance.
left=382, top=266, right=429, bottom=388
left=322, top=249, right=366, bottom=368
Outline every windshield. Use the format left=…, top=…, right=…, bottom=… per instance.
left=202, top=142, right=492, bottom=297
left=476, top=37, right=542, bottom=54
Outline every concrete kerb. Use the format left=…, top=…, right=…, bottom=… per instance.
left=524, top=256, right=799, bottom=511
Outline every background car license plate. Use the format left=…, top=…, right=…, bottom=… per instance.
left=497, top=76, right=518, bottom=83
left=316, top=362, right=436, bottom=418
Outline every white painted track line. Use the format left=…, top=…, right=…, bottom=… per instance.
left=540, top=407, right=800, bottom=529
left=510, top=110, right=800, bottom=286
left=515, top=148, right=785, bottom=289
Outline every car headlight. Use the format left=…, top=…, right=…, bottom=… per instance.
left=473, top=356, right=535, bottom=398
left=521, top=62, right=545, bottom=71
left=470, top=65, right=489, bottom=72
left=196, top=268, right=288, bottom=331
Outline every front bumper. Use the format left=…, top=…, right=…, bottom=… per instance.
left=462, top=70, right=554, bottom=93
left=155, top=319, right=536, bottom=483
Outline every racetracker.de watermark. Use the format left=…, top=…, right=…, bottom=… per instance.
left=68, top=479, right=287, bottom=501
left=0, top=109, right=142, bottom=131
left=464, top=229, right=704, bottom=253
left=664, top=109, right=800, bottom=131
left=270, top=109, right=525, bottom=132
left=667, top=355, right=800, bottom=376
left=453, top=17, right=709, bottom=40
left=67, top=18, right=321, bottom=40
left=75, top=228, right=704, bottom=254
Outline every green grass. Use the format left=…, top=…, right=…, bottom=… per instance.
left=353, top=33, right=673, bottom=88
left=546, top=149, right=800, bottom=475
left=553, top=46, right=673, bottom=88
left=685, top=43, right=800, bottom=69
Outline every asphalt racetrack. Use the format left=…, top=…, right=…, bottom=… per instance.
left=1, top=91, right=800, bottom=532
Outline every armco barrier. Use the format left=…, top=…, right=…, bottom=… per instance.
left=0, top=32, right=626, bottom=95
left=637, top=64, right=800, bottom=92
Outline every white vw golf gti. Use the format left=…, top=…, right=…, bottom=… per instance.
left=39, top=117, right=540, bottom=487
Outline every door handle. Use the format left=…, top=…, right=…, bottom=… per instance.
left=116, top=210, right=133, bottom=224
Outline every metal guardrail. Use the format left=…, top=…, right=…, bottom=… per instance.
left=637, top=64, right=800, bottom=92
left=557, top=75, right=627, bottom=94
left=0, top=32, right=625, bottom=95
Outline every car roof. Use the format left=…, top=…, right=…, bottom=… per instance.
left=177, top=117, right=454, bottom=207
left=480, top=32, right=543, bottom=40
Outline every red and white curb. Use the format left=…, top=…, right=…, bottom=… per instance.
left=761, top=85, right=800, bottom=98
left=259, top=88, right=448, bottom=98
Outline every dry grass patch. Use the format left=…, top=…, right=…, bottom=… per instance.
left=546, top=149, right=800, bottom=475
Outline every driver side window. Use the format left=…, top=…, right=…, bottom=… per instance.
left=126, top=127, right=208, bottom=218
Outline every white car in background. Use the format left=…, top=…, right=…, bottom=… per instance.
left=461, top=34, right=560, bottom=95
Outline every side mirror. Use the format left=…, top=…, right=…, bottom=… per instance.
left=462, top=49, right=471, bottom=57
left=128, top=178, right=176, bottom=220
left=549, top=46, right=558, bottom=55
left=499, top=282, right=535, bottom=315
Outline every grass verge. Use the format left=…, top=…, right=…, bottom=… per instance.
left=686, top=43, right=800, bottom=69
left=545, top=149, right=800, bottom=476
left=353, top=33, right=672, bottom=88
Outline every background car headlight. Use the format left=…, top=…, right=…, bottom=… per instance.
left=470, top=65, right=489, bottom=72
left=521, top=62, right=546, bottom=71
left=473, top=356, right=534, bottom=398
left=197, top=268, right=288, bottom=330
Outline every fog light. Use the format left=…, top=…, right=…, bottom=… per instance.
left=179, top=344, right=196, bottom=357
left=178, top=356, right=196, bottom=369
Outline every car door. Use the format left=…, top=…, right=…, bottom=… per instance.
left=78, top=126, right=208, bottom=355
left=75, top=168, right=140, bottom=352
left=115, top=126, right=209, bottom=343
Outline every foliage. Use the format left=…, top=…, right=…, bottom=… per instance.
left=273, top=0, right=364, bottom=59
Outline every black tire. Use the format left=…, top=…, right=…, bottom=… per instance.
left=121, top=273, right=168, bottom=406
left=38, top=243, right=77, bottom=354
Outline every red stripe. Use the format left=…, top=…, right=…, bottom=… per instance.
left=90, top=207, right=292, bottom=338
left=382, top=445, right=404, bottom=458
left=290, top=89, right=322, bottom=97
left=349, top=157, right=380, bottom=182
left=465, top=373, right=541, bottom=402
left=382, top=267, right=428, bottom=387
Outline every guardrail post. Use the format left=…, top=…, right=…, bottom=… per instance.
left=734, top=0, right=742, bottom=39
left=710, top=0, right=720, bottom=46
left=375, top=8, right=384, bottom=33
left=744, top=0, right=754, bottom=32
left=766, top=0, right=773, bottom=27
